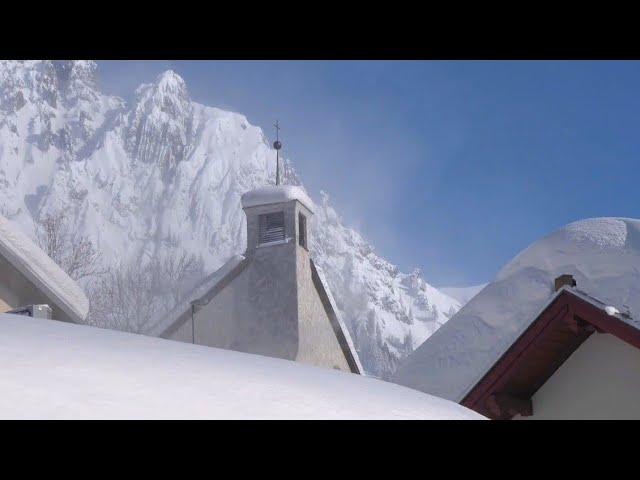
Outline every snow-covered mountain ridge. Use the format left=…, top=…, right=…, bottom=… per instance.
left=0, top=60, right=460, bottom=377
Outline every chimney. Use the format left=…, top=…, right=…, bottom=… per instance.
left=554, top=274, right=576, bottom=292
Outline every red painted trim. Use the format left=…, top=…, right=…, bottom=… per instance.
left=462, top=296, right=570, bottom=410
left=461, top=289, right=640, bottom=419
left=571, top=299, right=640, bottom=349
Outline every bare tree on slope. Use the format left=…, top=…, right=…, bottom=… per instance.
left=86, top=251, right=204, bottom=334
left=35, top=210, right=104, bottom=281
left=35, top=209, right=205, bottom=335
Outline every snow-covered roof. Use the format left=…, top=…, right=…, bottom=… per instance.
left=440, top=284, right=487, bottom=306
left=0, top=215, right=89, bottom=323
left=392, top=217, right=640, bottom=402
left=241, top=185, right=315, bottom=213
left=0, top=314, right=484, bottom=419
left=150, top=254, right=247, bottom=337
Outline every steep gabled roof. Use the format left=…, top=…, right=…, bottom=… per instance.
left=461, top=286, right=640, bottom=419
left=150, top=254, right=248, bottom=338
left=0, top=214, right=88, bottom=323
left=310, top=259, right=363, bottom=374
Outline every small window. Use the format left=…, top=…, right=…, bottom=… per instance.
left=298, top=213, right=307, bottom=249
left=259, top=212, right=285, bottom=244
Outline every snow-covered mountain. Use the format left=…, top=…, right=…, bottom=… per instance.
left=0, top=60, right=460, bottom=378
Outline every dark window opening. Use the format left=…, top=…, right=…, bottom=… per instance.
left=258, top=212, right=285, bottom=244
left=298, top=213, right=307, bottom=249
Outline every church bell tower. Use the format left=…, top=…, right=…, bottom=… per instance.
left=159, top=121, right=361, bottom=373
left=237, top=123, right=315, bottom=360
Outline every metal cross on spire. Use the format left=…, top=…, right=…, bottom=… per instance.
left=273, top=120, right=282, bottom=186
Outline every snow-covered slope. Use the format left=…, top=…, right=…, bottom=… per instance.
left=0, top=314, right=483, bottom=419
left=392, top=217, right=640, bottom=401
left=440, top=284, right=487, bottom=306
left=0, top=60, right=459, bottom=378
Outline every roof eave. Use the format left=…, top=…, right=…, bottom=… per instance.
left=310, top=258, right=364, bottom=375
left=460, top=287, right=640, bottom=418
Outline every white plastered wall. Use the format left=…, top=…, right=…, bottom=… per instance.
left=516, top=332, right=640, bottom=420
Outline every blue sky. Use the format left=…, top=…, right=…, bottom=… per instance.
left=98, top=60, right=640, bottom=287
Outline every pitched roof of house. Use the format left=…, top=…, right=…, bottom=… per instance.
left=392, top=217, right=640, bottom=403
left=0, top=214, right=89, bottom=323
left=461, top=286, right=639, bottom=419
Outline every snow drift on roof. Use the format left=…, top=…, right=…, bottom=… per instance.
left=392, top=217, right=640, bottom=402
left=241, top=185, right=315, bottom=213
left=440, top=284, right=487, bottom=306
left=0, top=314, right=483, bottom=419
left=0, top=214, right=89, bottom=322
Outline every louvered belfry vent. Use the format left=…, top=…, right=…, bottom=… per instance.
left=298, top=212, right=307, bottom=249
left=259, top=212, right=285, bottom=244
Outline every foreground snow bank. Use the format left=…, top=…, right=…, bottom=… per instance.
left=393, top=217, right=640, bottom=402
left=0, top=314, right=482, bottom=419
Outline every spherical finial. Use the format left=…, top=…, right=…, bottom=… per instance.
left=273, top=140, right=282, bottom=150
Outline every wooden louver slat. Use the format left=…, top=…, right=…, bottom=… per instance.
left=259, top=212, right=285, bottom=244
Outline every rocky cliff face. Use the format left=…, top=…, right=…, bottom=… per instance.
left=0, top=60, right=460, bottom=377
